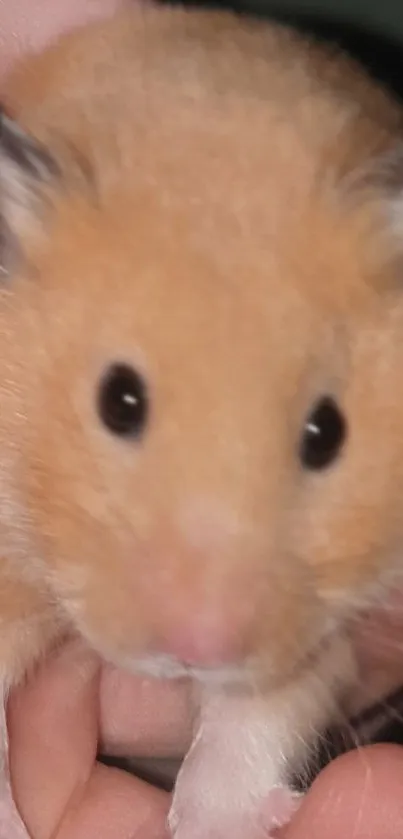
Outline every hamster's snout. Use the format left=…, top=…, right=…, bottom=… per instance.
left=105, top=476, right=323, bottom=682
left=154, top=609, right=250, bottom=668
left=150, top=497, right=261, bottom=668
left=127, top=494, right=314, bottom=679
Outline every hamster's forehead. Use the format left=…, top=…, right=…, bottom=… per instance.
left=29, top=123, right=381, bottom=329
left=18, top=156, right=381, bottom=413
left=26, top=92, right=383, bottom=331
left=6, top=4, right=395, bottom=388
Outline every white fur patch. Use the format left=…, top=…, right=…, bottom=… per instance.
left=169, top=635, right=356, bottom=839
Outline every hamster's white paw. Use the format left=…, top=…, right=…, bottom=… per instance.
left=169, top=782, right=301, bottom=839
left=168, top=690, right=302, bottom=839
left=168, top=636, right=356, bottom=839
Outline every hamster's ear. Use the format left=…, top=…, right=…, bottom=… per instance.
left=0, top=107, right=60, bottom=275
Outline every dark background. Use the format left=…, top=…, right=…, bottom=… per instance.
left=159, top=0, right=403, bottom=102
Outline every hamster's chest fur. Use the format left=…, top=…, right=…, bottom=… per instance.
left=2, top=4, right=403, bottom=838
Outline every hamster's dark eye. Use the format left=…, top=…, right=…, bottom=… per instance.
left=300, top=396, right=346, bottom=470
left=98, top=363, right=148, bottom=438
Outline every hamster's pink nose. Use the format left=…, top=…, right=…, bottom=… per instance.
left=158, top=615, right=244, bottom=666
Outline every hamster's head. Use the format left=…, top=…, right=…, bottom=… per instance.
left=2, top=10, right=403, bottom=689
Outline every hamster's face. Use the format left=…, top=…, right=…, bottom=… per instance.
left=2, top=174, right=403, bottom=689
left=2, top=16, right=403, bottom=687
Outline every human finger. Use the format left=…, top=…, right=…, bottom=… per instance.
left=99, top=665, right=194, bottom=759
left=284, top=744, right=403, bottom=839
left=8, top=638, right=100, bottom=839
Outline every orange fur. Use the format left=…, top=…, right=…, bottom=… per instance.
left=1, top=6, right=403, bottom=832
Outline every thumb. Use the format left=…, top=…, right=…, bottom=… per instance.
left=7, top=638, right=100, bottom=839
left=285, top=744, right=403, bottom=839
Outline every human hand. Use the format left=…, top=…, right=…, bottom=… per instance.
left=8, top=636, right=403, bottom=839
left=8, top=638, right=193, bottom=839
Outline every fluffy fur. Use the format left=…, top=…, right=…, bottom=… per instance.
left=1, top=4, right=403, bottom=836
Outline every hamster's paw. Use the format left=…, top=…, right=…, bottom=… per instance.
left=168, top=686, right=307, bottom=839
left=260, top=786, right=303, bottom=832
left=168, top=783, right=301, bottom=839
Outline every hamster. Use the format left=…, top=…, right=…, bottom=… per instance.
left=2, top=4, right=403, bottom=837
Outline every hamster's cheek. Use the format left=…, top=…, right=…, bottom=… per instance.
left=41, top=556, right=155, bottom=666
left=289, top=442, right=403, bottom=611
